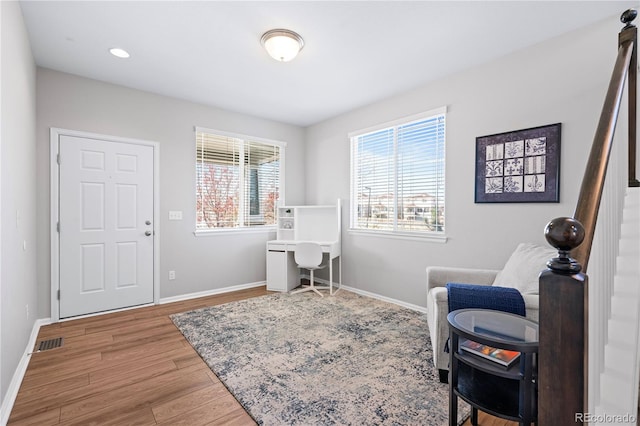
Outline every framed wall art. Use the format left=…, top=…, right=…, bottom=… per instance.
left=475, top=123, right=561, bottom=203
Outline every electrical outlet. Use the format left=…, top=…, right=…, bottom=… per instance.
left=168, top=270, right=176, bottom=280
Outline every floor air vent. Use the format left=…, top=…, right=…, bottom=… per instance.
left=36, top=337, right=64, bottom=352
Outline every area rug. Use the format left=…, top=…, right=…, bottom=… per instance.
left=171, top=290, right=470, bottom=425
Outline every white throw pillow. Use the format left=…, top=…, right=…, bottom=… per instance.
left=492, top=243, right=558, bottom=295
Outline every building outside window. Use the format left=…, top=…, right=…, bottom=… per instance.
left=350, top=107, right=446, bottom=234
left=195, top=128, right=284, bottom=231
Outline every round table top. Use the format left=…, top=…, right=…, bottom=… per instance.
left=447, top=308, right=539, bottom=349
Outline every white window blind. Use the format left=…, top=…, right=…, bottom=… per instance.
left=351, top=110, right=445, bottom=233
left=196, top=129, right=282, bottom=230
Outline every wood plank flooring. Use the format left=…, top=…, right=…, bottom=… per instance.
left=8, top=286, right=514, bottom=425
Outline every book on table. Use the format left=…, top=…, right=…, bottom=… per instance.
left=459, top=339, right=520, bottom=367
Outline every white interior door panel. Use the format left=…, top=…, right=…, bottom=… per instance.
left=59, top=135, right=154, bottom=318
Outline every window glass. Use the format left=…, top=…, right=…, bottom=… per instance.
left=196, top=130, right=282, bottom=230
left=351, top=111, right=445, bottom=234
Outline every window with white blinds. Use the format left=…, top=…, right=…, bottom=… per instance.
left=350, top=108, right=446, bottom=234
left=196, top=128, right=283, bottom=231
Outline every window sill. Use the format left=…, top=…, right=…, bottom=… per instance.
left=194, top=227, right=277, bottom=237
left=348, top=228, right=447, bottom=243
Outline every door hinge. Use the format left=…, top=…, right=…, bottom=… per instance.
left=57, top=153, right=60, bottom=165
left=57, top=222, right=60, bottom=233
left=57, top=289, right=60, bottom=300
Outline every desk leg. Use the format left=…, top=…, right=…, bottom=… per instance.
left=329, top=257, right=333, bottom=295
left=330, top=255, right=342, bottom=295
left=339, top=254, right=342, bottom=290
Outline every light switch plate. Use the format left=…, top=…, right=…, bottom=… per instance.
left=169, top=211, right=183, bottom=220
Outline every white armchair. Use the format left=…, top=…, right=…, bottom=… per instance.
left=425, top=243, right=554, bottom=382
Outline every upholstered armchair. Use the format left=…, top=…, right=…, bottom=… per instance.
left=426, top=243, right=556, bottom=382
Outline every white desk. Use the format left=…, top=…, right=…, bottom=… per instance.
left=266, top=240, right=341, bottom=294
left=266, top=201, right=342, bottom=295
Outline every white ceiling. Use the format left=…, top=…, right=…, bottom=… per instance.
left=20, top=1, right=638, bottom=127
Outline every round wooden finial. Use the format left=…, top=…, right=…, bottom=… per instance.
left=621, top=9, right=637, bottom=26
left=544, top=217, right=585, bottom=274
left=545, top=217, right=585, bottom=251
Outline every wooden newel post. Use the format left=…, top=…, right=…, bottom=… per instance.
left=621, top=9, right=640, bottom=187
left=539, top=217, right=587, bottom=425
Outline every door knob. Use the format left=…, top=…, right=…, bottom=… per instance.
left=145, top=220, right=152, bottom=225
left=145, top=230, right=152, bottom=236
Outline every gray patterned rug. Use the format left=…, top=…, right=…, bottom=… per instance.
left=171, top=290, right=469, bottom=425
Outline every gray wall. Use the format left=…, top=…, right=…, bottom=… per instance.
left=304, top=15, right=626, bottom=306
left=36, top=69, right=306, bottom=318
left=1, top=1, right=38, bottom=403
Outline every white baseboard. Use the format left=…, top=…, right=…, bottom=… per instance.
left=1, top=318, right=52, bottom=426
left=159, top=281, right=266, bottom=305
left=339, top=285, right=427, bottom=313
left=303, top=275, right=427, bottom=314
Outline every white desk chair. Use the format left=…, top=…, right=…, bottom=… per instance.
left=290, top=242, right=330, bottom=297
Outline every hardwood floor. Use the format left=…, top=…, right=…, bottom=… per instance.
left=8, top=286, right=514, bottom=425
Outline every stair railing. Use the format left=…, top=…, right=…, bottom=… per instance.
left=538, top=9, right=638, bottom=425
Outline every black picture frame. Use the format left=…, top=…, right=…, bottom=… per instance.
left=475, top=123, right=561, bottom=203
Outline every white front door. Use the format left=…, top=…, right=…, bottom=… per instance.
left=58, top=135, right=154, bottom=318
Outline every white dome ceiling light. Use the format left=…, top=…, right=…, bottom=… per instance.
left=109, top=47, right=130, bottom=59
left=260, top=29, right=304, bottom=62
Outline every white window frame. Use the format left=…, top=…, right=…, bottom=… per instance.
left=194, top=126, right=286, bottom=236
left=349, top=106, right=447, bottom=242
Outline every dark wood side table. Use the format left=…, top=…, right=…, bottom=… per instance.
left=447, top=309, right=539, bottom=426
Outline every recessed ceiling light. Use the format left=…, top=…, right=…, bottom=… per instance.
left=109, top=48, right=130, bottom=59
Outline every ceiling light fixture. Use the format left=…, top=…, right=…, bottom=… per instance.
left=260, top=29, right=304, bottom=62
left=109, top=47, right=130, bottom=59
